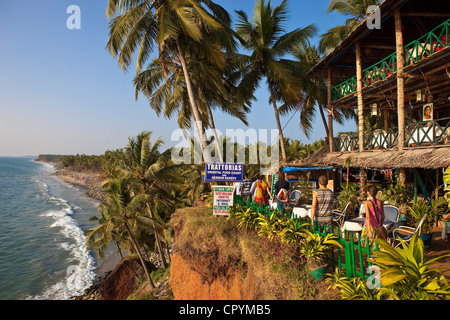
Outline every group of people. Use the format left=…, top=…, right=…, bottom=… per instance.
left=234, top=173, right=389, bottom=250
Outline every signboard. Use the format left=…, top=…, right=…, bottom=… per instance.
left=204, top=163, right=244, bottom=182
left=212, top=186, right=235, bottom=216
left=271, top=174, right=278, bottom=197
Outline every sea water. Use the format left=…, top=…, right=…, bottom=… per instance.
left=0, top=157, right=103, bottom=300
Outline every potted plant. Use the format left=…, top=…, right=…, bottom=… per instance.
left=408, top=197, right=446, bottom=247
left=300, top=230, right=342, bottom=280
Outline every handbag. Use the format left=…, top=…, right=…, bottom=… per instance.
left=372, top=198, right=387, bottom=241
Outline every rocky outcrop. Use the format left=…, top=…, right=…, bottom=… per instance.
left=169, top=253, right=257, bottom=300
left=95, top=257, right=146, bottom=300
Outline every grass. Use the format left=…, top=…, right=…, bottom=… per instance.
left=170, top=205, right=338, bottom=300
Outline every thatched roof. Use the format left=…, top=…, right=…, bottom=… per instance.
left=292, top=146, right=450, bottom=170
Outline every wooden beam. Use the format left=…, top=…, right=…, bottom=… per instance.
left=401, top=12, right=450, bottom=17
left=395, top=8, right=405, bottom=151
left=356, top=42, right=364, bottom=152
left=327, top=67, right=334, bottom=153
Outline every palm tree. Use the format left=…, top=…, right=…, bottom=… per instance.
left=99, top=175, right=156, bottom=288
left=106, top=0, right=235, bottom=163
left=120, top=131, right=182, bottom=269
left=292, top=41, right=356, bottom=141
left=319, top=0, right=381, bottom=53
left=234, top=0, right=317, bottom=163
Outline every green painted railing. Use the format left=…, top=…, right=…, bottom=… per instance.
left=405, top=117, right=450, bottom=148
left=233, top=195, right=377, bottom=279
left=331, top=18, right=450, bottom=102
left=332, top=117, right=450, bottom=152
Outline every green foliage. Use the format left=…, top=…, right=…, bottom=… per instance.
left=408, top=197, right=447, bottom=234
left=382, top=173, right=412, bottom=207
left=300, top=231, right=341, bottom=267
left=444, top=166, right=450, bottom=209
left=336, top=183, right=359, bottom=210
left=370, top=234, right=450, bottom=300
left=327, top=234, right=450, bottom=300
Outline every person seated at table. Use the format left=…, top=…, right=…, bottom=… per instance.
left=310, top=176, right=334, bottom=227
left=274, top=171, right=290, bottom=210
left=361, top=185, right=385, bottom=250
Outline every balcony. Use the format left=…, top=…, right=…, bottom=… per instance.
left=333, top=117, right=450, bottom=152
left=331, top=18, right=450, bottom=102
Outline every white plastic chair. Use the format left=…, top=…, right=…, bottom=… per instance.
left=391, top=213, right=427, bottom=248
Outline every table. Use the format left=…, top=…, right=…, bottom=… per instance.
left=342, top=217, right=396, bottom=236
left=292, top=205, right=311, bottom=219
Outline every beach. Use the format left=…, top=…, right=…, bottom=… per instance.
left=49, top=165, right=121, bottom=282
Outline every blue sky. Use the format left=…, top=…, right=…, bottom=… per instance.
left=0, top=0, right=355, bottom=157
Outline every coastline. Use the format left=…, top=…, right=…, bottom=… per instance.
left=38, top=161, right=120, bottom=282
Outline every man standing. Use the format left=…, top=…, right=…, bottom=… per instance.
left=240, top=173, right=253, bottom=201
left=310, top=175, right=334, bottom=227
left=274, top=171, right=290, bottom=209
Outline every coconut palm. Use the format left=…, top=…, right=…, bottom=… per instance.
left=106, top=0, right=235, bottom=163
left=120, top=131, right=183, bottom=269
left=99, top=175, right=156, bottom=288
left=234, top=0, right=317, bottom=163
left=319, top=0, right=381, bottom=53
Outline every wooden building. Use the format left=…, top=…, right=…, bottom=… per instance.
left=305, top=0, right=450, bottom=200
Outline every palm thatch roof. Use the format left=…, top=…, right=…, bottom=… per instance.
left=290, top=146, right=450, bottom=170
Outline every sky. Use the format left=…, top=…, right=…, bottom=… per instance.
left=0, top=0, right=355, bottom=157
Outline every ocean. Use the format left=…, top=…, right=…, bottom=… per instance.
left=0, top=157, right=111, bottom=300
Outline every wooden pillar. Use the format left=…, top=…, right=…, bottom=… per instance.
left=327, top=67, right=334, bottom=153
left=356, top=42, right=364, bottom=152
left=395, top=8, right=405, bottom=150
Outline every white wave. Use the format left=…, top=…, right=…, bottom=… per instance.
left=32, top=200, right=96, bottom=300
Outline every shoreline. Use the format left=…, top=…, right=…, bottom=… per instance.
left=41, top=162, right=120, bottom=283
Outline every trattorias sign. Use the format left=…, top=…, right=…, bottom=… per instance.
left=204, top=162, right=244, bottom=182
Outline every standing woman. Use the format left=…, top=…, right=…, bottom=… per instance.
left=361, top=185, right=385, bottom=250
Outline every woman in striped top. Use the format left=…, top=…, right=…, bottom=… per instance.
left=310, top=175, right=334, bottom=227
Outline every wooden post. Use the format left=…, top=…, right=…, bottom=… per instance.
left=399, top=168, right=406, bottom=187
left=356, top=42, right=364, bottom=152
left=395, top=9, right=405, bottom=151
left=327, top=67, right=334, bottom=153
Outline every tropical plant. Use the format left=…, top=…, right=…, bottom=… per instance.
left=408, top=197, right=447, bottom=235
left=337, top=183, right=359, bottom=210
left=96, top=176, right=156, bottom=288
left=255, top=211, right=285, bottom=240
left=370, top=234, right=450, bottom=300
left=326, top=269, right=380, bottom=300
left=234, top=0, right=317, bottom=162
left=319, top=0, right=381, bottom=53
left=278, top=219, right=310, bottom=244
left=444, top=166, right=450, bottom=209
left=300, top=230, right=341, bottom=268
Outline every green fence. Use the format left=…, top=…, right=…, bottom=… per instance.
left=331, top=18, right=450, bottom=102
left=233, top=195, right=377, bottom=279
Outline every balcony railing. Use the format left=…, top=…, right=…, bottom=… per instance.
left=331, top=18, right=450, bottom=102
left=332, top=118, right=450, bottom=152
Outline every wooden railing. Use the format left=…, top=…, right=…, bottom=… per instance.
left=332, top=118, right=450, bottom=152
left=331, top=18, right=450, bottom=102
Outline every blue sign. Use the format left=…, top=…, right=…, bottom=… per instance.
left=204, top=163, right=244, bottom=182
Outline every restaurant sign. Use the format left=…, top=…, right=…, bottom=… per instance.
left=204, top=163, right=244, bottom=182
left=212, top=186, right=235, bottom=216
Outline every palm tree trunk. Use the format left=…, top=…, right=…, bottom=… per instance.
left=206, top=104, right=224, bottom=162
left=146, top=204, right=167, bottom=269
left=318, top=104, right=330, bottom=138
left=123, top=221, right=155, bottom=289
left=268, top=85, right=287, bottom=163
left=176, top=37, right=212, bottom=163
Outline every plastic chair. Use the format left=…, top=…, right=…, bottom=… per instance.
left=391, top=213, right=427, bottom=248
left=383, top=204, right=400, bottom=238
left=290, top=190, right=302, bottom=203
left=332, top=202, right=352, bottom=229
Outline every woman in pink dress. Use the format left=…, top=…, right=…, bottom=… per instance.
left=361, top=185, right=385, bottom=251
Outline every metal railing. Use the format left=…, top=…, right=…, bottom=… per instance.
left=331, top=18, right=450, bottom=102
